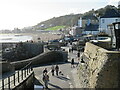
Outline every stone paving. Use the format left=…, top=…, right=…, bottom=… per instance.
left=34, top=46, right=82, bottom=89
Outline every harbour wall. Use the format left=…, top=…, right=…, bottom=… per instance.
left=11, top=51, right=68, bottom=70
left=0, top=61, right=15, bottom=75
left=78, top=42, right=120, bottom=88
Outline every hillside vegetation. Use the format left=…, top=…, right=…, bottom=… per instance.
left=45, top=26, right=66, bottom=31
left=33, top=5, right=118, bottom=30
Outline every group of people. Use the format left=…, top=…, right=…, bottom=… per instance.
left=42, top=46, right=81, bottom=89
left=51, top=64, right=59, bottom=76
left=42, top=64, right=59, bottom=89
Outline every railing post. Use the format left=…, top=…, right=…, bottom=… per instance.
left=13, top=74, right=15, bottom=86
left=8, top=77, right=10, bottom=89
left=2, top=79, right=4, bottom=90
left=21, top=70, right=23, bottom=80
left=24, top=69, right=26, bottom=78
left=27, top=68, right=28, bottom=75
left=31, top=67, right=33, bottom=71
left=18, top=71, right=19, bottom=83
left=29, top=67, right=30, bottom=73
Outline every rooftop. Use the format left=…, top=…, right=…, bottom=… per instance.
left=84, top=24, right=99, bottom=31
left=101, top=9, right=120, bottom=18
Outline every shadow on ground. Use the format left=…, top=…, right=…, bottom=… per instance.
left=55, top=76, right=70, bottom=81
left=33, top=61, right=71, bottom=68
left=48, top=83, right=63, bottom=90
left=34, top=77, right=43, bottom=86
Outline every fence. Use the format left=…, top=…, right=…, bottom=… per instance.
left=0, top=62, right=34, bottom=90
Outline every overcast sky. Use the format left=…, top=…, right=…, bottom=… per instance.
left=0, top=0, right=119, bottom=30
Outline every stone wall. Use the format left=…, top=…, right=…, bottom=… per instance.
left=0, top=61, right=15, bottom=75
left=78, top=42, right=120, bottom=88
left=11, top=51, right=68, bottom=70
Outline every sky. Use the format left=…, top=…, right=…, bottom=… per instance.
left=0, top=0, right=119, bottom=30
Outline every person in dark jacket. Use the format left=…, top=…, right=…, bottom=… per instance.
left=43, top=68, right=48, bottom=76
left=51, top=65, right=55, bottom=76
left=55, top=65, right=59, bottom=76
left=42, top=72, right=49, bottom=89
left=71, top=58, right=75, bottom=68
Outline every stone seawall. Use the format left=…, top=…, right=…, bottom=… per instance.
left=11, top=51, right=68, bottom=70
left=78, top=42, right=120, bottom=88
left=0, top=61, right=15, bottom=75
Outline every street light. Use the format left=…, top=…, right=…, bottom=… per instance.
left=113, top=22, right=120, bottom=51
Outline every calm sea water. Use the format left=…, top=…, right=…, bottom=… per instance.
left=0, top=34, right=33, bottom=43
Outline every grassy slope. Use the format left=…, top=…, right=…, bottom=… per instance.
left=45, top=26, right=66, bottom=30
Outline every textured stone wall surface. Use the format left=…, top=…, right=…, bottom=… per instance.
left=11, top=51, right=68, bottom=70
left=1, top=61, right=15, bottom=74
left=78, top=42, right=120, bottom=88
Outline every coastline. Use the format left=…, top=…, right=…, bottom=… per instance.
left=1, top=33, right=62, bottom=42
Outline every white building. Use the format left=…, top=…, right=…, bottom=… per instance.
left=69, top=26, right=83, bottom=36
left=99, top=8, right=120, bottom=34
left=69, top=17, right=83, bottom=36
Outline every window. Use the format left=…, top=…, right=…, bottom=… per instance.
left=115, top=19, right=118, bottom=22
left=102, top=19, right=105, bottom=23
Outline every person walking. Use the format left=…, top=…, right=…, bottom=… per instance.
left=71, top=58, right=75, bottom=68
left=77, top=52, right=80, bottom=58
left=42, top=72, right=49, bottom=89
left=51, top=65, right=55, bottom=76
left=55, top=65, right=59, bottom=76
left=43, top=68, right=48, bottom=76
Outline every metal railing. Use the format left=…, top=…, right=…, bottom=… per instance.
left=0, top=62, right=34, bottom=90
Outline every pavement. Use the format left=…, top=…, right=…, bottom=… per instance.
left=33, top=46, right=82, bottom=89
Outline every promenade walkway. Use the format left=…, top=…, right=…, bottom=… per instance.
left=34, top=46, right=82, bottom=89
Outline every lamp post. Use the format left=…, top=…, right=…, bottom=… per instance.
left=113, top=22, right=120, bottom=51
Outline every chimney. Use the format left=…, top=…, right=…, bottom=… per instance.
left=78, top=17, right=82, bottom=27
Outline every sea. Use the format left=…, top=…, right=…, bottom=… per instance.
left=0, top=34, right=33, bottom=43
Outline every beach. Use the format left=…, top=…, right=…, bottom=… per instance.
left=1, top=32, right=62, bottom=43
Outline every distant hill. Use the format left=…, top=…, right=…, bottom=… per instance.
left=32, top=5, right=118, bottom=31
left=33, top=14, right=82, bottom=30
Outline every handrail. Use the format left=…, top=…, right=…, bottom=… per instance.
left=0, top=61, right=34, bottom=90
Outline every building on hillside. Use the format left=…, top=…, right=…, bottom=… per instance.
left=82, top=23, right=99, bottom=35
left=99, top=8, right=120, bottom=34
left=69, top=17, right=83, bottom=36
left=69, top=13, right=99, bottom=36
left=82, top=14, right=99, bottom=28
left=69, top=26, right=83, bottom=36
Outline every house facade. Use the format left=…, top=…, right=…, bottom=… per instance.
left=99, top=9, right=120, bottom=34
left=83, top=24, right=99, bottom=35
left=69, top=26, right=83, bottom=36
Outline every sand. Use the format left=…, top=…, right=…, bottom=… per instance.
left=17, top=33, right=62, bottom=42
